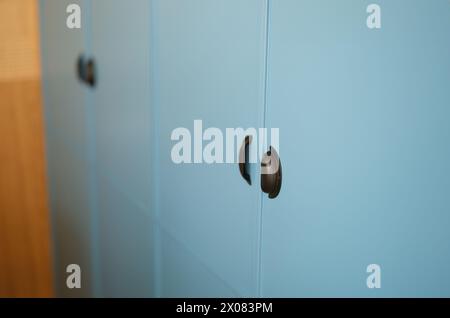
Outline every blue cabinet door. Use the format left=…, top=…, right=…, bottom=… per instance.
left=40, top=0, right=96, bottom=297
left=152, top=0, right=268, bottom=297
left=90, top=0, right=155, bottom=297
left=262, top=0, right=450, bottom=297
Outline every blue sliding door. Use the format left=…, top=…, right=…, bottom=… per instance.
left=262, top=0, right=450, bottom=297
left=40, top=0, right=96, bottom=297
left=152, top=0, right=268, bottom=297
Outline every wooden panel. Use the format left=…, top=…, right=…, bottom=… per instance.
left=0, top=0, right=41, bottom=81
left=0, top=0, right=53, bottom=297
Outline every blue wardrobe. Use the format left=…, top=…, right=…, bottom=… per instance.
left=40, top=0, right=450, bottom=297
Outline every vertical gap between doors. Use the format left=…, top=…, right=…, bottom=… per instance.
left=257, top=0, right=271, bottom=298
left=149, top=1, right=162, bottom=298
left=84, top=0, right=102, bottom=298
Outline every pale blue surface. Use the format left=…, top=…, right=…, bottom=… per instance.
left=40, top=0, right=155, bottom=297
left=262, top=0, right=450, bottom=297
left=91, top=0, right=155, bottom=297
left=151, top=0, right=267, bottom=297
left=40, top=0, right=450, bottom=297
left=39, top=0, right=96, bottom=297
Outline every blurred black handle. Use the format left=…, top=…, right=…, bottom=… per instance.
left=239, top=135, right=252, bottom=185
left=77, top=54, right=96, bottom=87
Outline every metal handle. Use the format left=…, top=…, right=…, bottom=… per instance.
left=76, top=54, right=96, bottom=87
left=239, top=135, right=252, bottom=185
left=77, top=54, right=86, bottom=83
left=85, top=58, right=96, bottom=87
left=261, top=146, right=282, bottom=199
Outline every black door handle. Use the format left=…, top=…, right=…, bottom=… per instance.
left=77, top=54, right=86, bottom=83
left=261, top=146, right=282, bottom=199
left=76, top=54, right=96, bottom=87
left=85, top=58, right=96, bottom=87
left=239, top=135, right=252, bottom=185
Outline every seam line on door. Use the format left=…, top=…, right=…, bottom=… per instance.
left=257, top=0, right=271, bottom=298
